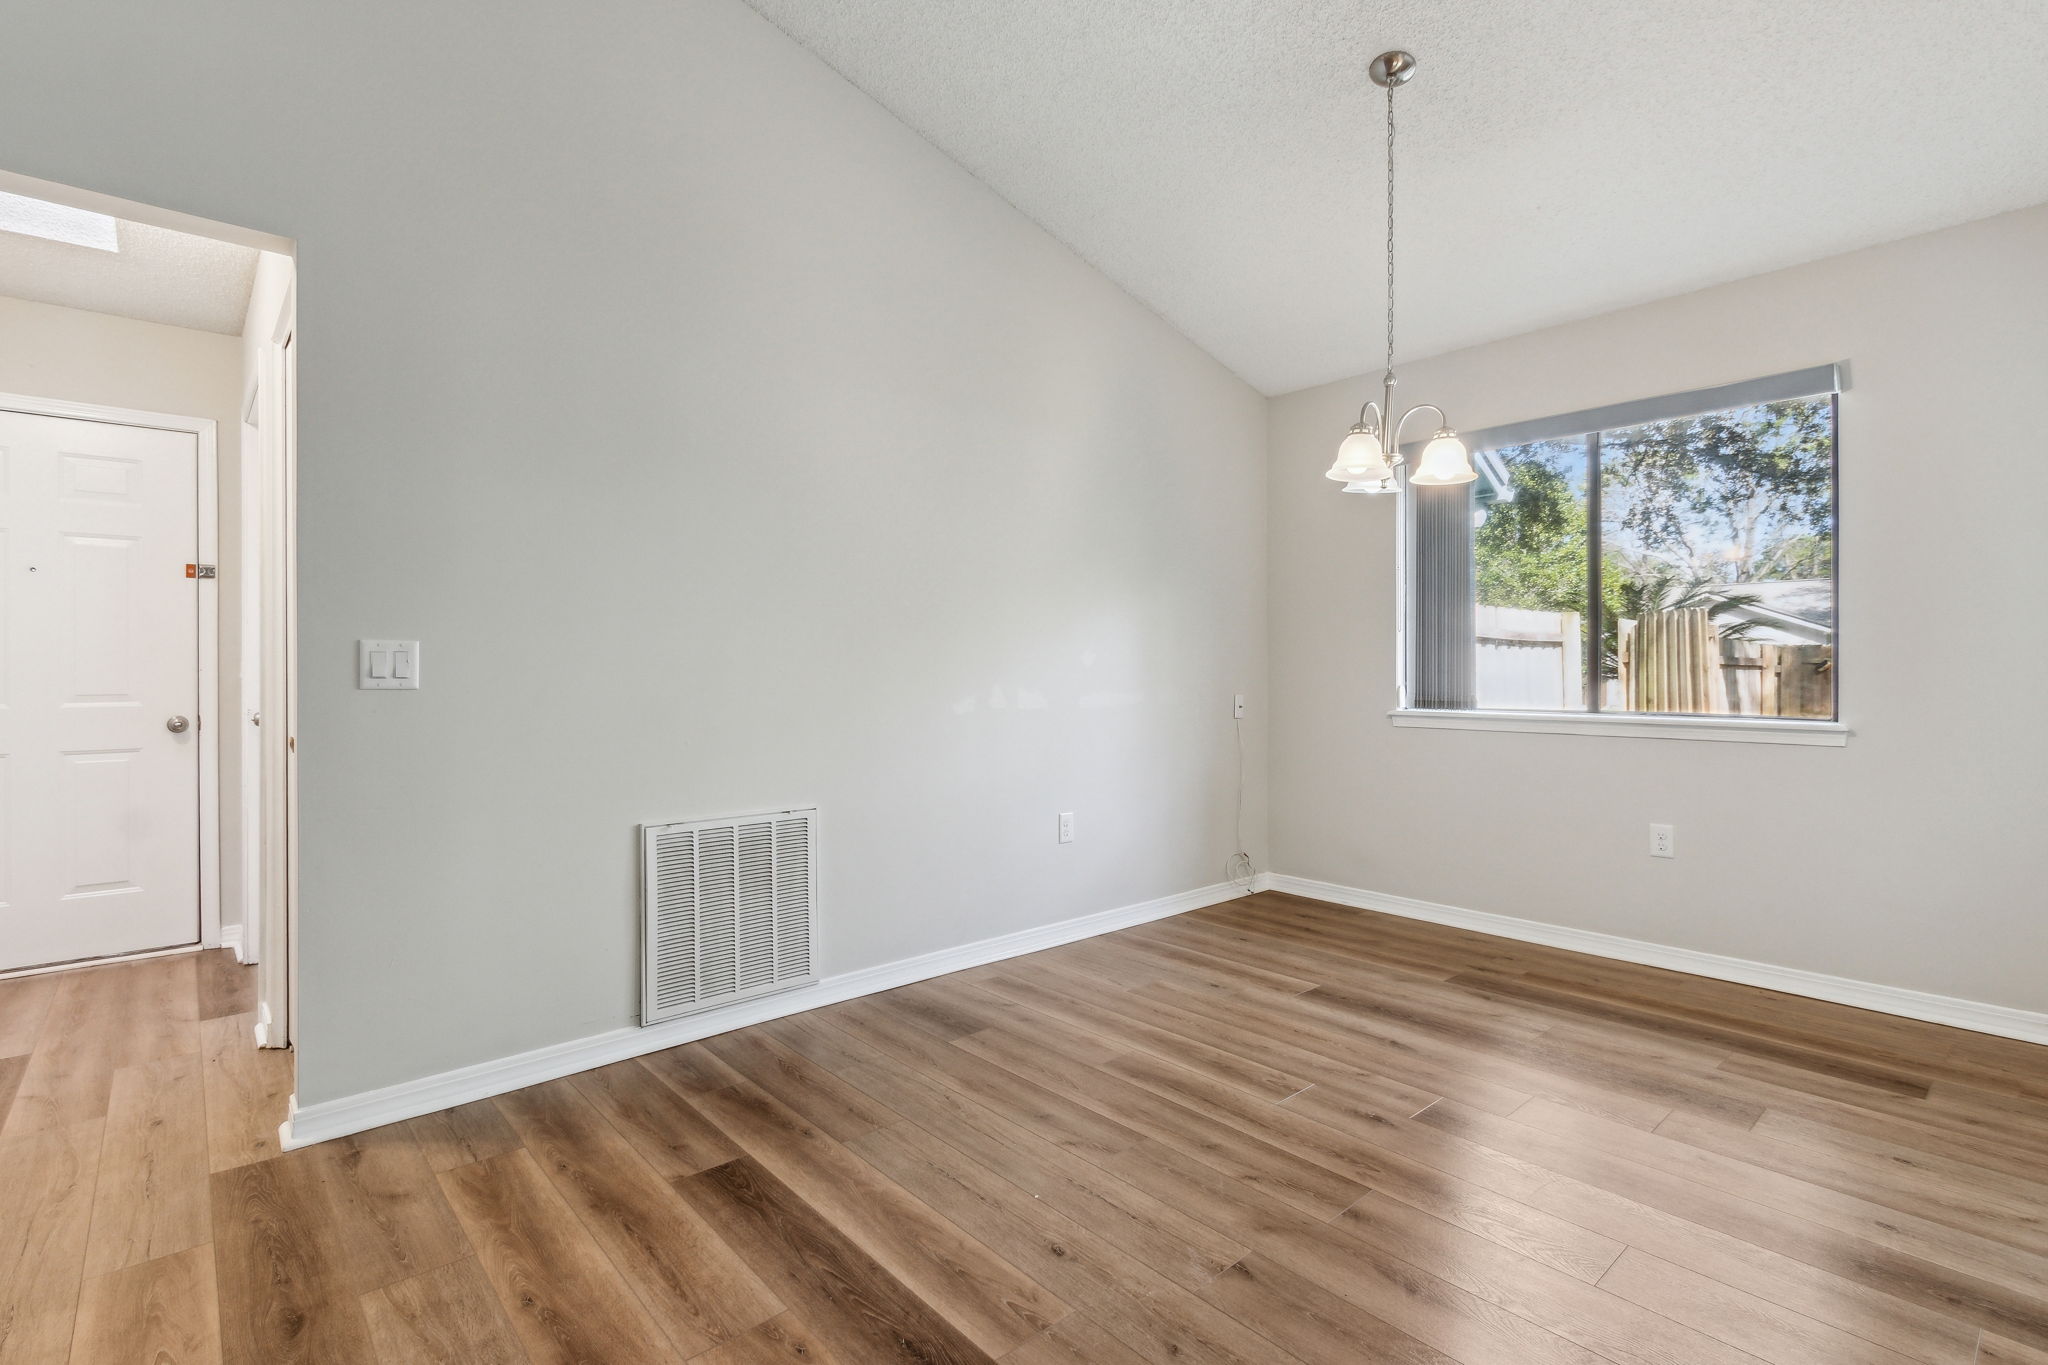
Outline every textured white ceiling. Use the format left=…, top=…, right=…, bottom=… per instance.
left=0, top=215, right=258, bottom=335
left=740, top=0, right=2048, bottom=395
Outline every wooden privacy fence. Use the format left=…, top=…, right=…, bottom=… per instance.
left=1616, top=607, right=1833, bottom=717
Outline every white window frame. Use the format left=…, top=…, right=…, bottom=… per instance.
left=1392, top=364, right=1851, bottom=746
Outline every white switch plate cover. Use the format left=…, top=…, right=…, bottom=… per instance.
left=358, top=639, right=421, bottom=690
left=1058, top=812, right=1075, bottom=844
left=1649, top=823, right=1676, bottom=858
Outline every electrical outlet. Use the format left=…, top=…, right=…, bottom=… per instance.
left=1233, top=693, right=1247, bottom=719
left=1649, top=823, right=1676, bottom=859
left=1058, top=812, right=1075, bottom=844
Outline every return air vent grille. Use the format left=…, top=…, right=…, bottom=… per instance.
left=641, top=807, right=816, bottom=1025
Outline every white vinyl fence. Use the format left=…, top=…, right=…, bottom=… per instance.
left=1475, top=606, right=1583, bottom=710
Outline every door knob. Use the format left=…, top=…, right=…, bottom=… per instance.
left=166, top=716, right=190, bottom=734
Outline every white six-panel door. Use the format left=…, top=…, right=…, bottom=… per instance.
left=0, top=409, right=200, bottom=971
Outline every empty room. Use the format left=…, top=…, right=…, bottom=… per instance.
left=1, top=1, right=2044, bottom=1362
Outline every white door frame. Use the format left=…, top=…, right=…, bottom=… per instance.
left=236, top=265, right=296, bottom=1046
left=0, top=391, right=222, bottom=965
left=252, top=282, right=296, bottom=1048
left=238, top=374, right=263, bottom=969
left=280, top=318, right=297, bottom=1050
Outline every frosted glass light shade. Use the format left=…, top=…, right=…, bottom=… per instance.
left=1325, top=426, right=1393, bottom=484
left=1341, top=477, right=1397, bottom=495
left=1406, top=429, right=1476, bottom=486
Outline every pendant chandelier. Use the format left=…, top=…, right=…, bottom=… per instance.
left=1325, top=50, right=1476, bottom=494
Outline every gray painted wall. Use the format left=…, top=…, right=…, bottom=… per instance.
left=1268, top=205, right=2048, bottom=1013
left=0, top=0, right=1268, bottom=1103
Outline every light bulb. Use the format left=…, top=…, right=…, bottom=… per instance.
left=1406, top=429, right=1476, bottom=486
left=1326, top=425, right=1393, bottom=485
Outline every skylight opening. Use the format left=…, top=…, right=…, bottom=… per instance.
left=0, top=190, right=119, bottom=251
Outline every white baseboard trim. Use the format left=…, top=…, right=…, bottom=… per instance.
left=283, top=878, right=1252, bottom=1149
left=219, top=924, right=246, bottom=964
left=252, top=1000, right=273, bottom=1049
left=1264, top=874, right=2048, bottom=1047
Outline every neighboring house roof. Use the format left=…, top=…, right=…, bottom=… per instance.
left=1707, top=578, right=1833, bottom=645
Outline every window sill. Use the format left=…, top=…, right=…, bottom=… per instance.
left=1387, top=709, right=1850, bottom=746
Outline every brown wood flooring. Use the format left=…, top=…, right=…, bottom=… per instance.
left=3, top=891, right=2045, bottom=1363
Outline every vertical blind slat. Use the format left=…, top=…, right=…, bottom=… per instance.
left=1412, top=484, right=1476, bottom=709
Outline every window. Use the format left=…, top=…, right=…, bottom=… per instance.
left=1404, top=367, right=1839, bottom=725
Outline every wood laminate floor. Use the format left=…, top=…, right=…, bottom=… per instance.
left=3, top=891, right=2045, bottom=1363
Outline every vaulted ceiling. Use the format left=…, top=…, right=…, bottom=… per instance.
left=741, top=0, right=2048, bottom=394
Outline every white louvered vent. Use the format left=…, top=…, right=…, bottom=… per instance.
left=641, top=807, right=816, bottom=1025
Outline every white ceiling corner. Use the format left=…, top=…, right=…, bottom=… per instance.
left=740, top=0, right=2048, bottom=395
left=0, top=216, right=260, bottom=336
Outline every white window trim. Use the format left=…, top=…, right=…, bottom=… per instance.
left=1389, top=708, right=1849, bottom=746
left=1397, top=364, right=1850, bottom=740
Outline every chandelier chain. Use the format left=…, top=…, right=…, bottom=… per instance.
left=1384, top=72, right=1396, bottom=390
left=1328, top=51, right=1474, bottom=495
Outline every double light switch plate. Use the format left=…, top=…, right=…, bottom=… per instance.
left=358, top=639, right=421, bottom=690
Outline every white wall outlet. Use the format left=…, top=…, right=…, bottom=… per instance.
left=1649, top=823, right=1676, bottom=859
left=1233, top=693, right=1247, bottom=719
left=1058, top=811, right=1075, bottom=844
left=358, top=639, right=421, bottom=690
